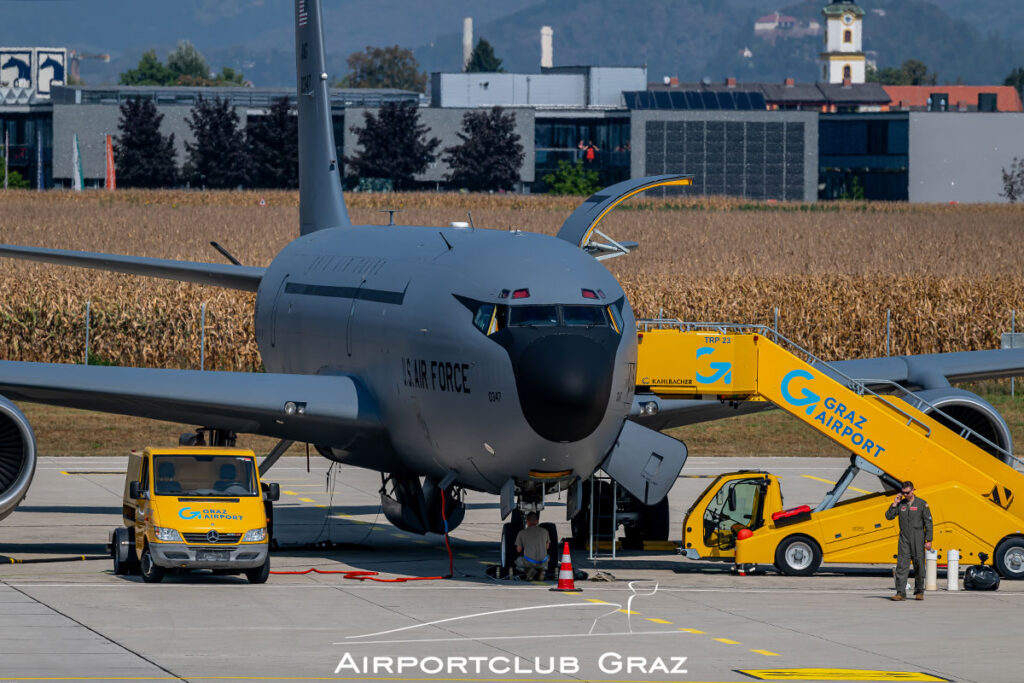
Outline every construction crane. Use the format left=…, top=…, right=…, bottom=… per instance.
left=69, top=50, right=110, bottom=83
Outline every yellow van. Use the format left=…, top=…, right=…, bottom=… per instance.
left=109, top=447, right=279, bottom=583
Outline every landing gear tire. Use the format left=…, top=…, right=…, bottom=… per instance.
left=539, top=522, right=559, bottom=577
left=500, top=510, right=525, bottom=574
left=245, top=558, right=271, bottom=584
left=774, top=535, right=822, bottom=577
left=995, top=536, right=1024, bottom=579
left=139, top=545, right=165, bottom=584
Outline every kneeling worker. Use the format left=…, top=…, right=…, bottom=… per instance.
left=885, top=480, right=933, bottom=601
left=515, top=511, right=550, bottom=580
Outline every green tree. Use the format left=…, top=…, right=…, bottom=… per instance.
left=339, top=46, right=428, bottom=92
left=167, top=40, right=211, bottom=81
left=246, top=96, right=298, bottom=188
left=465, top=39, right=504, bottom=73
left=542, top=160, right=600, bottom=196
left=867, top=59, right=937, bottom=86
left=0, top=158, right=29, bottom=189
left=113, top=98, right=177, bottom=188
left=1005, top=67, right=1024, bottom=96
left=119, top=49, right=175, bottom=85
left=345, top=101, right=439, bottom=190
left=183, top=96, right=247, bottom=189
left=442, top=107, right=523, bottom=192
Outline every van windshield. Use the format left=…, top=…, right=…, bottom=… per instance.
left=152, top=454, right=258, bottom=497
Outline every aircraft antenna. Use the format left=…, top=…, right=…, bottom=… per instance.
left=379, top=209, right=401, bottom=226
left=439, top=232, right=453, bottom=250
left=467, top=211, right=474, bottom=229
left=209, top=241, right=242, bottom=266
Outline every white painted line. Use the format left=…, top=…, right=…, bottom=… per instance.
left=336, top=629, right=693, bottom=647
left=346, top=602, right=624, bottom=640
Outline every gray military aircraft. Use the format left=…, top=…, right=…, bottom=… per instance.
left=0, top=0, right=1022, bottom=563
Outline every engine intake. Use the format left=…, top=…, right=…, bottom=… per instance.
left=906, top=388, right=1013, bottom=464
left=0, top=396, right=37, bottom=521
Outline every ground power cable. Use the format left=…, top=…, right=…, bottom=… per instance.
left=270, top=476, right=456, bottom=582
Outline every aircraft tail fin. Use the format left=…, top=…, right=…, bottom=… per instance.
left=295, top=0, right=351, bottom=235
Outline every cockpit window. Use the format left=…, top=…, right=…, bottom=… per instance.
left=606, top=305, right=623, bottom=334
left=508, top=305, right=559, bottom=327
left=473, top=304, right=495, bottom=334
left=562, top=306, right=608, bottom=327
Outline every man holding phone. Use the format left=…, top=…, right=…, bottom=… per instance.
left=885, top=481, right=933, bottom=601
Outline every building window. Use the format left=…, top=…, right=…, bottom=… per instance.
left=843, top=65, right=852, bottom=80
left=843, top=29, right=852, bottom=43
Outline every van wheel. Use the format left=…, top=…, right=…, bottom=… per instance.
left=774, top=535, right=822, bottom=576
left=139, top=545, right=165, bottom=584
left=995, top=536, right=1024, bottom=580
left=245, top=558, right=271, bottom=584
left=111, top=528, right=138, bottom=576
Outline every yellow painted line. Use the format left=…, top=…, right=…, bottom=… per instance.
left=679, top=628, right=706, bottom=634
left=459, top=552, right=476, bottom=558
left=333, top=513, right=351, bottom=518
left=299, top=497, right=315, bottom=503
left=283, top=490, right=298, bottom=495
left=646, top=618, right=673, bottom=624
left=617, top=609, right=641, bottom=615
left=751, top=649, right=780, bottom=657
left=801, top=474, right=870, bottom=494
left=738, top=669, right=947, bottom=681
left=413, top=540, right=430, bottom=545
left=315, top=504, right=328, bottom=509
left=586, top=598, right=611, bottom=604
left=714, top=637, right=741, bottom=645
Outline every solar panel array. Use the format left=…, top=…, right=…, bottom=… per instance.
left=643, top=119, right=806, bottom=201
left=624, top=90, right=768, bottom=111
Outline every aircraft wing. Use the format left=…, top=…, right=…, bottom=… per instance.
left=0, top=361, right=384, bottom=446
left=630, top=348, right=1024, bottom=431
left=0, top=244, right=265, bottom=292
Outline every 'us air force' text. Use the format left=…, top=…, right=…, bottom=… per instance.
left=402, top=357, right=471, bottom=394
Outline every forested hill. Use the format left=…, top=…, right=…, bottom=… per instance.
left=415, top=0, right=1023, bottom=86
left=0, top=0, right=1019, bottom=87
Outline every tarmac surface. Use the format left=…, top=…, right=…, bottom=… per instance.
left=1, top=455, right=1021, bottom=683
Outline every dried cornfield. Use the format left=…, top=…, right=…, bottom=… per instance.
left=1, top=189, right=1022, bottom=370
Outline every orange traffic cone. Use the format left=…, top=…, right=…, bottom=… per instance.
left=550, top=541, right=581, bottom=592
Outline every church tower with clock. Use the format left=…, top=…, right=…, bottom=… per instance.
left=821, top=0, right=866, bottom=83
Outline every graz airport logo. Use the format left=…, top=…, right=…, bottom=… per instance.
left=695, top=346, right=732, bottom=384
left=178, top=507, right=242, bottom=521
left=334, top=652, right=688, bottom=676
left=780, top=369, right=887, bottom=457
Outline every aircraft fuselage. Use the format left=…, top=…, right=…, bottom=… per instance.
left=254, top=223, right=637, bottom=493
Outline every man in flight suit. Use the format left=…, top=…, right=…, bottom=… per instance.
left=885, top=480, right=933, bottom=601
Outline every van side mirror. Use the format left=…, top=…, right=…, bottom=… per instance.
left=129, top=481, right=143, bottom=499
left=727, top=486, right=737, bottom=512
left=266, top=483, right=280, bottom=502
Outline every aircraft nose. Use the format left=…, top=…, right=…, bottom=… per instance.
left=513, top=334, right=614, bottom=442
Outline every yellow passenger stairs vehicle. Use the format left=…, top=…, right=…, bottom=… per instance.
left=634, top=322, right=1024, bottom=578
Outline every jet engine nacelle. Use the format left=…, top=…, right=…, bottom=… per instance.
left=905, top=388, right=1013, bottom=464
left=0, top=395, right=37, bottom=521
